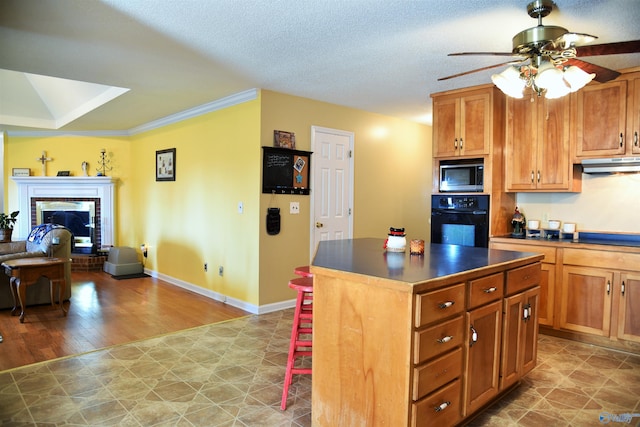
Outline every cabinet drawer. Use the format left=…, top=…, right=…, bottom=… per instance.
left=414, top=316, right=464, bottom=364
left=415, top=283, right=465, bottom=328
left=412, top=379, right=462, bottom=427
left=413, top=347, right=462, bottom=400
left=468, top=273, right=504, bottom=309
left=506, top=263, right=541, bottom=296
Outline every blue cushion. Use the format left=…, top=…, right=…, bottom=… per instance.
left=27, top=224, right=65, bottom=244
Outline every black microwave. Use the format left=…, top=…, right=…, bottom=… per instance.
left=439, top=160, right=484, bottom=192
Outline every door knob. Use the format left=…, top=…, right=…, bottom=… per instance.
left=315, top=222, right=324, bottom=228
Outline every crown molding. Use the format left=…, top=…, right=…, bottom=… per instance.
left=3, top=88, right=259, bottom=138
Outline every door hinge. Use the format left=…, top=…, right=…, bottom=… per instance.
left=348, top=150, right=352, bottom=158
left=348, top=208, right=352, bottom=215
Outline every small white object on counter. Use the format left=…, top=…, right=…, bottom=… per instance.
left=548, top=220, right=561, bottom=230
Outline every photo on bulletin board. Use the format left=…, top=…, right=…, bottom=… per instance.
left=274, top=130, right=296, bottom=149
left=292, top=155, right=308, bottom=188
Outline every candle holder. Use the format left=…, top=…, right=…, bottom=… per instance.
left=96, top=149, right=112, bottom=176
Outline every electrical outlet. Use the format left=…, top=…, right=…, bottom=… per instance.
left=204, top=263, right=208, bottom=272
left=290, top=202, right=300, bottom=214
left=219, top=265, right=224, bottom=276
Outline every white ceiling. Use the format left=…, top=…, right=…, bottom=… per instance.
left=1, top=0, right=639, bottom=133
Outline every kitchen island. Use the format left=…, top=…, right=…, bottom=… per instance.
left=310, top=238, right=543, bottom=427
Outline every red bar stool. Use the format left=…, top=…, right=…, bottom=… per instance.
left=281, top=276, right=313, bottom=410
left=294, top=265, right=313, bottom=277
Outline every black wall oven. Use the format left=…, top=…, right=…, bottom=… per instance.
left=431, top=195, right=490, bottom=248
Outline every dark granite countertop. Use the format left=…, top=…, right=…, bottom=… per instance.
left=312, top=238, right=542, bottom=285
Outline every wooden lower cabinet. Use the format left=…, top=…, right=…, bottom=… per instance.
left=560, top=266, right=613, bottom=336
left=617, top=273, right=640, bottom=344
left=491, top=238, right=640, bottom=353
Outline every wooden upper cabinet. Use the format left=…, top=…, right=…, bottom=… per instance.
left=432, top=88, right=491, bottom=158
left=628, top=76, right=640, bottom=155
left=574, top=80, right=628, bottom=157
left=505, top=94, right=576, bottom=191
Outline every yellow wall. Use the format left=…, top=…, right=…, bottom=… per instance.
left=259, top=90, right=432, bottom=305
left=3, top=135, right=131, bottom=229
left=3, top=89, right=432, bottom=310
left=128, top=98, right=262, bottom=304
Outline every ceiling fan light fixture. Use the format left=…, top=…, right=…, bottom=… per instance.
left=534, top=60, right=562, bottom=89
left=491, top=66, right=525, bottom=99
left=563, top=65, right=596, bottom=92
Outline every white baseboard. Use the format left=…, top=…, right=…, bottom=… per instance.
left=144, top=268, right=296, bottom=315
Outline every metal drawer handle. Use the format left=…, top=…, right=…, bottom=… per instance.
left=607, top=280, right=611, bottom=295
left=523, top=303, right=532, bottom=322
left=635, top=131, right=639, bottom=147
left=620, top=132, right=624, bottom=147
left=454, top=138, right=458, bottom=149
left=459, top=138, right=463, bottom=149
left=483, top=287, right=497, bottom=293
left=437, top=335, right=453, bottom=344
left=470, top=325, right=478, bottom=347
left=434, top=401, right=451, bottom=412
left=622, top=281, right=625, bottom=296
left=439, top=301, right=454, bottom=309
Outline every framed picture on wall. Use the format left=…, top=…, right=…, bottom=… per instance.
left=156, top=148, right=176, bottom=181
left=12, top=168, right=30, bottom=177
left=274, top=130, right=296, bottom=149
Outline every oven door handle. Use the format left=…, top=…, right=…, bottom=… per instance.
left=432, top=209, right=487, bottom=215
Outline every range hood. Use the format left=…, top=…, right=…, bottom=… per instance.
left=581, top=157, right=640, bottom=174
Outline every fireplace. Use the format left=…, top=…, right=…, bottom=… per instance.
left=11, top=176, right=116, bottom=247
left=35, top=199, right=98, bottom=254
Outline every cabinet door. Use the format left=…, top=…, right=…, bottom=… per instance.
left=464, top=300, right=502, bottom=417
left=433, top=97, right=460, bottom=157
left=629, top=77, right=640, bottom=155
left=617, top=272, right=640, bottom=343
left=537, top=96, right=570, bottom=190
left=460, top=92, right=491, bottom=157
left=560, top=266, right=613, bottom=336
left=538, top=263, right=554, bottom=327
left=575, top=80, right=627, bottom=157
left=521, top=287, right=540, bottom=376
left=505, top=96, right=537, bottom=190
left=500, top=286, right=540, bottom=391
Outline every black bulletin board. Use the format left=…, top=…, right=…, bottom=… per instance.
left=262, top=147, right=312, bottom=195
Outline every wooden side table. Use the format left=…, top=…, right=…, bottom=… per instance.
left=2, top=257, right=71, bottom=323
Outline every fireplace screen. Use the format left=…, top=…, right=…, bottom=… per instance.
left=36, top=201, right=95, bottom=253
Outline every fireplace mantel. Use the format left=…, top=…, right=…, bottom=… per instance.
left=11, top=176, right=116, bottom=245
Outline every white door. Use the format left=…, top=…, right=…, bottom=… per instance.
left=310, top=126, right=354, bottom=258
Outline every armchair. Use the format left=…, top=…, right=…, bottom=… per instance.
left=0, top=225, right=73, bottom=310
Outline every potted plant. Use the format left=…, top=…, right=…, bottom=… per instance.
left=0, top=210, right=19, bottom=243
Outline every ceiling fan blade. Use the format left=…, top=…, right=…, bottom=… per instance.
left=448, top=52, right=524, bottom=57
left=438, top=61, right=522, bottom=81
left=541, top=32, right=598, bottom=52
left=575, top=40, right=640, bottom=57
left=564, top=58, right=621, bottom=83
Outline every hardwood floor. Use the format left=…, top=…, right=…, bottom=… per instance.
left=0, top=271, right=250, bottom=371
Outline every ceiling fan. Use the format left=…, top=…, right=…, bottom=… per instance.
left=439, top=0, right=640, bottom=98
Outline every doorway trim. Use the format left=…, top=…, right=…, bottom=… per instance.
left=309, top=126, right=355, bottom=260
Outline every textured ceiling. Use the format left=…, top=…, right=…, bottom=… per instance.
left=1, top=0, right=639, bottom=133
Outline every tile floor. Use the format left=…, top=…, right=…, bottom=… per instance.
left=0, top=309, right=638, bottom=426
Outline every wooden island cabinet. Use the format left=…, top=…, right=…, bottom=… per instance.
left=310, top=239, right=543, bottom=426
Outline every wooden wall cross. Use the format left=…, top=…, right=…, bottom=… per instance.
left=36, top=151, right=52, bottom=176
